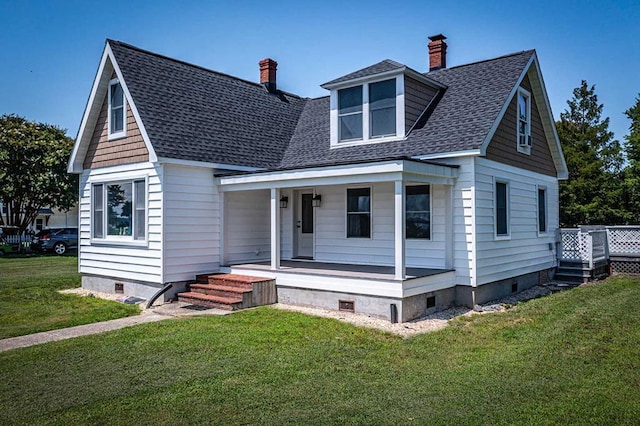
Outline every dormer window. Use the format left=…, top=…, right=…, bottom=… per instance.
left=369, top=79, right=396, bottom=138
left=517, top=87, right=531, bottom=154
left=338, top=86, right=363, bottom=141
left=337, top=78, right=397, bottom=142
left=330, top=75, right=404, bottom=147
left=108, top=78, right=126, bottom=139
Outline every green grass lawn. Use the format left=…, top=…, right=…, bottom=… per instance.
left=0, top=275, right=638, bottom=425
left=0, top=255, right=140, bottom=339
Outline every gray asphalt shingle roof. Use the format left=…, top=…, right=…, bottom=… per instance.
left=109, top=40, right=307, bottom=169
left=321, top=59, right=405, bottom=87
left=108, top=40, right=534, bottom=170
left=280, top=50, right=534, bottom=168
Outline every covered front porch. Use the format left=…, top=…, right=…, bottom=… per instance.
left=216, top=158, right=458, bottom=279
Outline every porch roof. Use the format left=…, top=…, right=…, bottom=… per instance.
left=215, top=158, right=458, bottom=191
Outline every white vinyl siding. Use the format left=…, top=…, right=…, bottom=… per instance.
left=434, top=156, right=475, bottom=286
left=475, top=157, right=558, bottom=285
left=224, top=190, right=271, bottom=264
left=79, top=162, right=163, bottom=283
left=309, top=182, right=447, bottom=269
left=163, top=164, right=221, bottom=283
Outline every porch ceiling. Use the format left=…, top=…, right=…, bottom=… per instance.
left=215, top=158, right=458, bottom=191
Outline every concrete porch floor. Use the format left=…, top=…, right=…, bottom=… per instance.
left=226, top=260, right=452, bottom=281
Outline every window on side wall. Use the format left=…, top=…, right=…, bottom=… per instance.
left=538, top=187, right=547, bottom=233
left=92, top=179, right=146, bottom=243
left=406, top=185, right=430, bottom=239
left=347, top=188, right=371, bottom=238
left=108, top=79, right=126, bottom=139
left=495, top=181, right=509, bottom=237
left=517, top=87, right=531, bottom=154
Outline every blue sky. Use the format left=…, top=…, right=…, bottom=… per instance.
left=1, top=0, right=639, bottom=143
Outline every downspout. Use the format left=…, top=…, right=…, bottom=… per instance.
left=146, top=283, right=173, bottom=309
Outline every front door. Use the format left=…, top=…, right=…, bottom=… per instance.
left=295, top=192, right=314, bottom=258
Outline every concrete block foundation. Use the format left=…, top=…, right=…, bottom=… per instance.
left=81, top=274, right=187, bottom=302
left=277, top=285, right=456, bottom=323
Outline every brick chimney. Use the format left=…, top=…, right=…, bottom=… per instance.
left=259, top=58, right=278, bottom=93
left=428, top=34, right=447, bottom=71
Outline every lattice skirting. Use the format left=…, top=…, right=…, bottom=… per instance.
left=611, top=259, right=640, bottom=275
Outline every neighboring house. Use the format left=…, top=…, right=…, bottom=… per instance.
left=68, top=35, right=567, bottom=322
left=0, top=203, right=78, bottom=232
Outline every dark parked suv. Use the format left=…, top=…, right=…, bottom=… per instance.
left=32, top=228, right=78, bottom=255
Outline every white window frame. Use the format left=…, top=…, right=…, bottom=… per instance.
left=330, top=74, right=405, bottom=148
left=405, top=184, right=431, bottom=240
left=90, top=176, right=148, bottom=246
left=494, top=178, right=510, bottom=240
left=108, top=78, right=127, bottom=140
left=345, top=186, right=372, bottom=239
left=516, top=87, right=532, bottom=155
left=537, top=185, right=548, bottom=236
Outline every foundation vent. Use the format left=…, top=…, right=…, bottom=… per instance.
left=511, top=281, right=518, bottom=293
left=339, top=300, right=355, bottom=312
left=426, top=295, right=436, bottom=309
left=115, top=282, right=124, bottom=294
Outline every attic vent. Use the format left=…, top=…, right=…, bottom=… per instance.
left=339, top=300, right=355, bottom=312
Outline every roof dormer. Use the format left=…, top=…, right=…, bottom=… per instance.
left=321, top=60, right=445, bottom=149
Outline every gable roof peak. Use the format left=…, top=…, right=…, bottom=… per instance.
left=106, top=39, right=305, bottom=100
left=321, top=59, right=407, bottom=88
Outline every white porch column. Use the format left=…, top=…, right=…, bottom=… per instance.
left=394, top=180, right=406, bottom=280
left=270, top=188, right=281, bottom=270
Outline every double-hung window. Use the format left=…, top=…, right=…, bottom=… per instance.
left=92, top=179, right=146, bottom=242
left=108, top=79, right=126, bottom=139
left=406, top=185, right=430, bottom=239
left=369, top=79, right=396, bottom=138
left=538, top=187, right=547, bottom=233
left=338, top=86, right=363, bottom=141
left=347, top=188, right=371, bottom=238
left=517, top=88, right=531, bottom=153
left=495, top=181, right=509, bottom=237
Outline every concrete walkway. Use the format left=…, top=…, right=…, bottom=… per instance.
left=0, top=302, right=230, bottom=353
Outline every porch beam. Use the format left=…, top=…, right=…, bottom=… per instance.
left=394, top=180, right=406, bottom=280
left=270, top=188, right=280, bottom=270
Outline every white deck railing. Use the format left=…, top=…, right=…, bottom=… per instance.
left=558, top=226, right=640, bottom=268
left=607, top=226, right=640, bottom=256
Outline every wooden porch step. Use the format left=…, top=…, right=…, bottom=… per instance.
left=177, top=292, right=243, bottom=310
left=196, top=273, right=274, bottom=288
left=190, top=283, right=253, bottom=296
left=181, top=273, right=276, bottom=310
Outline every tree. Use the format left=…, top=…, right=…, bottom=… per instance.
left=622, top=94, right=640, bottom=221
left=0, top=115, right=78, bottom=233
left=557, top=81, right=625, bottom=226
